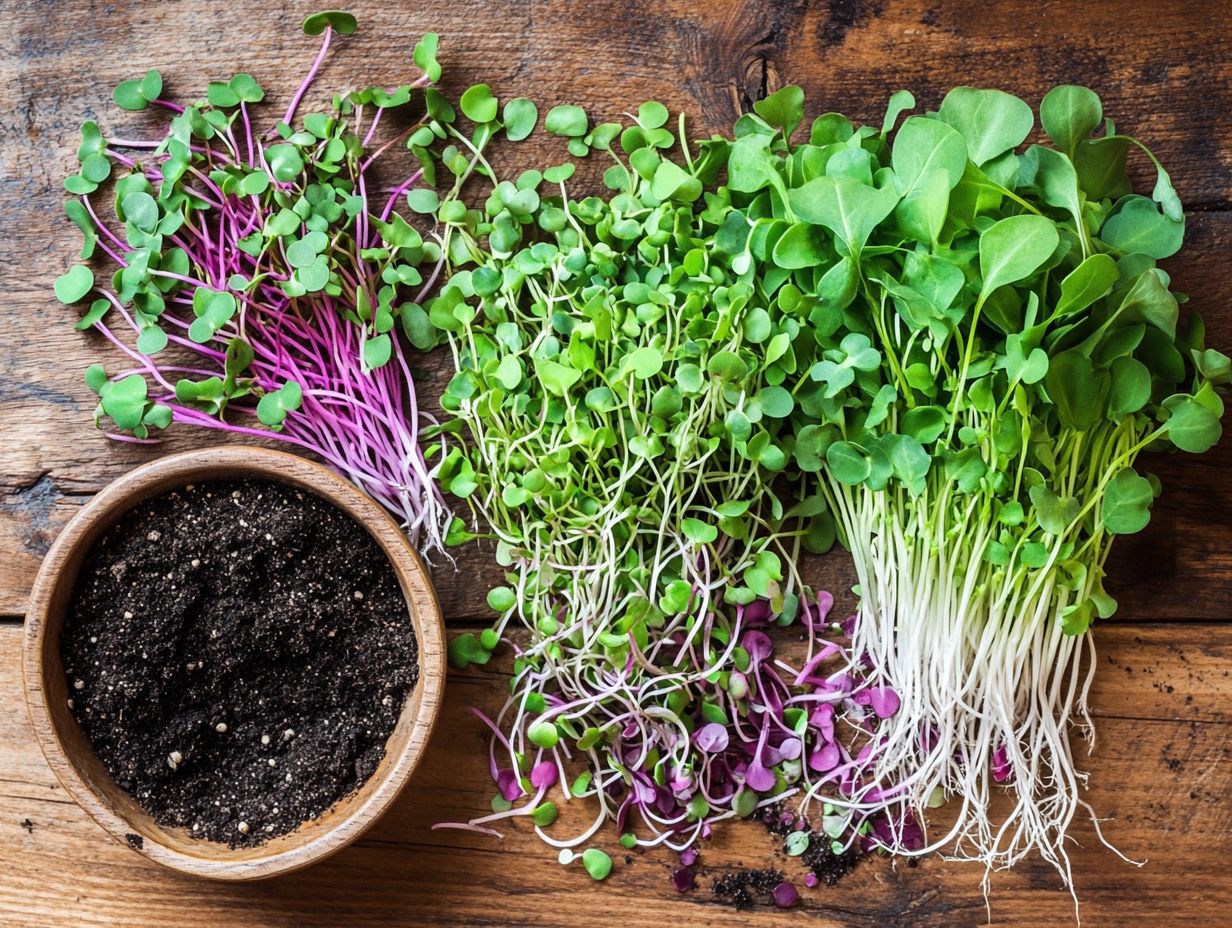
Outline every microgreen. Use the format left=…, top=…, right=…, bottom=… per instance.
left=417, top=79, right=1226, bottom=893
left=418, top=97, right=914, bottom=870
left=58, top=13, right=454, bottom=552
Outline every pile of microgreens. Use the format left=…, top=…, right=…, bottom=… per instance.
left=54, top=12, right=457, bottom=552
left=692, top=84, right=1228, bottom=888
left=417, top=80, right=1228, bottom=896
left=414, top=94, right=912, bottom=862
left=55, top=9, right=1230, bottom=899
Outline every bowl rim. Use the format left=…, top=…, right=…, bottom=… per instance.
left=22, top=446, right=446, bottom=880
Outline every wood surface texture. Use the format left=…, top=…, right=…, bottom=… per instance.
left=1, top=0, right=1229, bottom=925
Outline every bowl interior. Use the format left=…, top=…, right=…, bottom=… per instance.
left=25, top=448, right=445, bottom=878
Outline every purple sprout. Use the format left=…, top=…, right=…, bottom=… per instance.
left=63, top=20, right=452, bottom=554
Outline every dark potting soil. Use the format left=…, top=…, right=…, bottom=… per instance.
left=763, top=805, right=864, bottom=886
left=712, top=868, right=785, bottom=910
left=61, top=478, right=418, bottom=847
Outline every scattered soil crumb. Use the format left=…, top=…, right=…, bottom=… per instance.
left=61, top=479, right=417, bottom=848
left=125, top=833, right=143, bottom=850
left=20, top=819, right=33, bottom=834
left=712, top=869, right=784, bottom=910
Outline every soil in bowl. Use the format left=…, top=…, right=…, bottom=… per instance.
left=60, top=478, right=418, bottom=847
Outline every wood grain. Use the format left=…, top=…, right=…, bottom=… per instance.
left=1, top=622, right=1229, bottom=927
left=1, top=0, right=1230, bottom=926
left=22, top=448, right=447, bottom=880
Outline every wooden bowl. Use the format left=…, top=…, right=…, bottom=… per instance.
left=22, top=447, right=446, bottom=880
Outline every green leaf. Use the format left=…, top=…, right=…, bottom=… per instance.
left=881, top=89, right=916, bottom=135
left=139, top=68, right=163, bottom=103
left=626, top=346, right=663, bottom=380
left=207, top=81, right=241, bottom=108
left=494, top=355, right=522, bottom=390
left=681, top=518, right=718, bottom=545
left=265, top=144, right=305, bottom=183
left=121, top=191, right=159, bottom=233
left=460, top=83, right=498, bottom=123
left=503, top=97, right=538, bottom=141
left=581, top=848, right=612, bottom=881
left=256, top=381, right=303, bottom=427
left=363, top=333, right=392, bottom=369
left=788, top=174, right=900, bottom=258
left=1117, top=269, right=1178, bottom=340
left=771, top=223, right=828, bottom=269
left=113, top=78, right=150, bottom=111
left=229, top=73, right=264, bottom=103
left=1045, top=349, right=1103, bottom=430
left=1100, top=195, right=1184, bottom=260
left=891, top=116, right=966, bottom=242
left=98, top=373, right=149, bottom=430
left=827, top=441, right=870, bottom=485
left=1107, top=356, right=1151, bottom=419
left=74, top=298, right=110, bottom=330
left=54, top=265, right=94, bottom=303
left=757, top=385, right=794, bottom=418
left=545, top=105, right=588, bottom=138
left=937, top=87, right=1034, bottom=165
left=1040, top=85, right=1102, bottom=154
left=753, top=84, right=805, bottom=141
left=448, top=632, right=491, bottom=670
left=650, top=160, right=696, bottom=201
left=892, top=116, right=967, bottom=193
left=901, top=405, right=946, bottom=443
left=1162, top=394, right=1222, bottom=453
left=175, top=376, right=226, bottom=413
left=1029, top=483, right=1080, bottom=535
left=1101, top=467, right=1154, bottom=534
left=977, top=214, right=1059, bottom=301
left=413, top=33, right=441, bottom=83
left=534, top=358, right=581, bottom=396
left=302, top=10, right=357, bottom=35
left=137, top=325, right=168, bottom=355
left=1054, top=253, right=1118, bottom=319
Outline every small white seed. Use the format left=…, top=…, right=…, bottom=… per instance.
left=260, top=734, right=270, bottom=745
left=283, top=728, right=295, bottom=741
left=215, top=723, right=228, bottom=733
left=353, top=590, right=364, bottom=600
left=146, top=530, right=161, bottom=541
left=190, top=558, right=200, bottom=568
left=237, top=821, right=249, bottom=834
left=123, top=611, right=134, bottom=619
left=73, top=679, right=85, bottom=690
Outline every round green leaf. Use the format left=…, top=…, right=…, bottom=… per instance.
left=1163, top=395, right=1222, bottom=453
left=113, top=79, right=149, bottom=111
left=302, top=10, right=357, bottom=35
left=1101, top=467, right=1154, bottom=534
left=54, top=265, right=94, bottom=304
left=545, top=104, right=588, bottom=138
left=757, top=385, right=794, bottom=418
left=637, top=101, right=669, bottom=130
left=581, top=848, right=612, bottom=881
left=460, top=83, right=498, bottom=124
left=503, top=97, right=538, bottom=141
left=827, top=441, right=871, bottom=485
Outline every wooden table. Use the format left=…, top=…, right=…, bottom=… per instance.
left=2, top=1, right=1229, bottom=925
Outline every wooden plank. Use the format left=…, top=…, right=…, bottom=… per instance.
left=3, top=1, right=1232, bottom=618
left=1, top=622, right=1228, bottom=927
